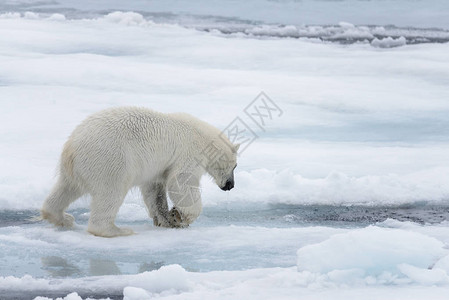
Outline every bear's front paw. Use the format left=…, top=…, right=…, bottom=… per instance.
left=152, top=209, right=188, bottom=228
left=168, top=207, right=188, bottom=228
left=153, top=215, right=173, bottom=228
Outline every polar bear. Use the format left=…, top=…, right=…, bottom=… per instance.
left=41, top=107, right=239, bottom=237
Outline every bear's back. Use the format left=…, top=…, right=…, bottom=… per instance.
left=168, top=112, right=223, bottom=140
left=71, top=107, right=170, bottom=141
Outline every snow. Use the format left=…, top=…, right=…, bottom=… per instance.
left=1, top=12, right=449, bottom=210
left=0, top=1, right=449, bottom=299
left=204, top=167, right=449, bottom=207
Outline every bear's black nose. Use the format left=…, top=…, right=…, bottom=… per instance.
left=221, top=179, right=234, bottom=191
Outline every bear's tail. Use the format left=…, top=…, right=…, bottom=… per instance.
left=60, top=139, right=75, bottom=177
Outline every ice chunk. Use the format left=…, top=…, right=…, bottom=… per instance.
left=62, top=292, right=83, bottom=300
left=398, top=264, right=449, bottom=285
left=297, top=226, right=447, bottom=276
left=126, top=264, right=190, bottom=293
left=338, top=22, right=355, bottom=29
left=434, top=254, right=449, bottom=272
left=371, top=36, right=406, bottom=48
left=103, top=12, right=152, bottom=27
left=246, top=25, right=300, bottom=38
left=33, top=292, right=83, bottom=300
left=48, top=14, right=66, bottom=21
left=0, top=12, right=21, bottom=19
left=24, top=12, right=39, bottom=19
left=123, top=287, right=151, bottom=300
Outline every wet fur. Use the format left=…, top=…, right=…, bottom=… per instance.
left=41, top=107, right=238, bottom=237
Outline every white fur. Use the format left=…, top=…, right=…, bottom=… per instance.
left=41, top=107, right=238, bottom=237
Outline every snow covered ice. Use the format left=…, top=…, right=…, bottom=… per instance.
left=1, top=0, right=449, bottom=299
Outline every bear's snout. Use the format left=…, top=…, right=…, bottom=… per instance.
left=221, top=179, right=234, bottom=191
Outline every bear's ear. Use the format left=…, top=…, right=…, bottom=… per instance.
left=233, top=143, right=240, bottom=153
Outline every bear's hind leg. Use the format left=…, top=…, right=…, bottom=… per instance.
left=87, top=190, right=134, bottom=237
left=41, top=177, right=82, bottom=228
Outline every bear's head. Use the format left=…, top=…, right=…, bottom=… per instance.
left=203, top=142, right=240, bottom=191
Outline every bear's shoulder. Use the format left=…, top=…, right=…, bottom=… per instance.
left=169, top=112, right=221, bottom=137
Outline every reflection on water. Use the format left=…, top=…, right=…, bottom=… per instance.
left=89, top=259, right=121, bottom=276
left=41, top=256, right=81, bottom=277
left=41, top=256, right=167, bottom=277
